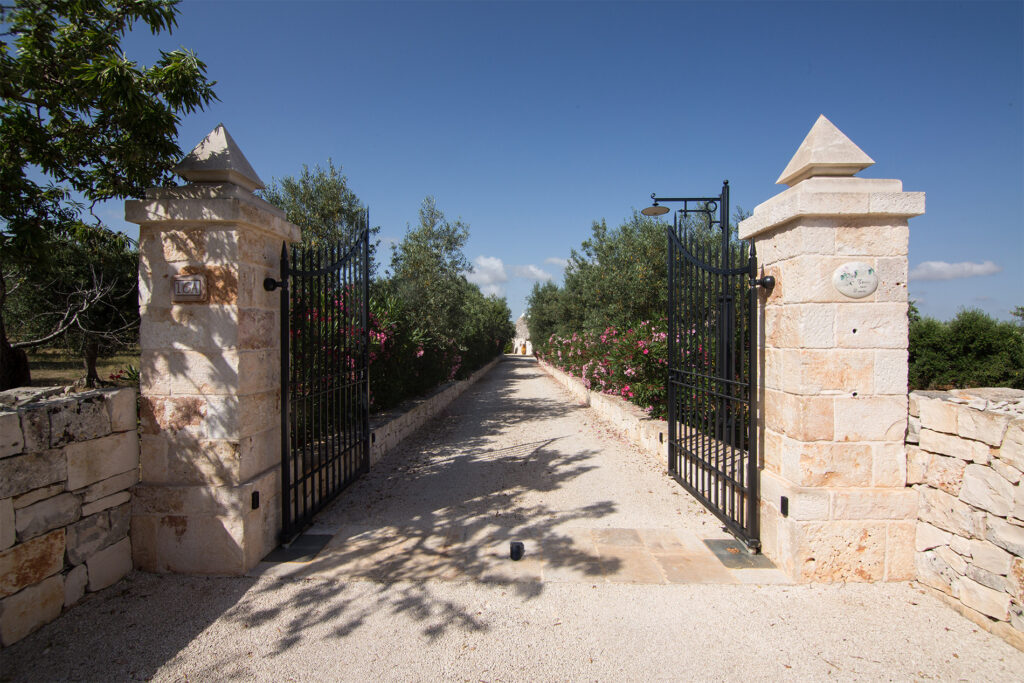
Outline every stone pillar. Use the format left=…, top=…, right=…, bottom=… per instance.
left=126, top=125, right=300, bottom=575
left=738, top=115, right=925, bottom=581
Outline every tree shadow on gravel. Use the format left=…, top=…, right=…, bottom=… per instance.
left=0, top=357, right=622, bottom=680
left=222, top=356, right=623, bottom=657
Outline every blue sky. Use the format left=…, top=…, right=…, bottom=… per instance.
left=107, top=0, right=1023, bottom=322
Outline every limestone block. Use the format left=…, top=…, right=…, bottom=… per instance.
left=960, top=464, right=1015, bottom=516
left=835, top=303, right=907, bottom=349
left=0, top=411, right=23, bottom=458
left=909, top=391, right=920, bottom=418
left=780, top=439, right=871, bottom=487
left=874, top=349, right=908, bottom=395
left=766, top=303, right=835, bottom=349
left=758, top=471, right=829, bottom=521
left=13, top=483, right=65, bottom=509
left=14, top=493, right=80, bottom=542
left=0, top=498, right=13, bottom=551
left=780, top=348, right=874, bottom=395
left=237, top=348, right=280, bottom=395
left=238, top=230, right=280, bottom=270
left=919, top=397, right=958, bottom=434
left=764, top=390, right=834, bottom=441
left=81, top=491, right=131, bottom=517
left=918, top=487, right=987, bottom=538
left=986, top=515, right=1024, bottom=557
left=238, top=309, right=277, bottom=351
left=140, top=304, right=240, bottom=352
left=1010, top=557, right=1023, bottom=603
left=915, top=521, right=952, bottom=552
left=131, top=513, right=245, bottom=575
left=835, top=223, right=909, bottom=257
left=793, top=520, right=886, bottom=582
left=1000, top=420, right=1024, bottom=472
left=966, top=563, right=1011, bottom=594
left=830, top=489, right=917, bottom=520
left=78, top=469, right=139, bottom=504
left=238, top=391, right=280, bottom=438
left=64, top=563, right=87, bottom=608
left=949, top=533, right=972, bottom=557
left=919, top=429, right=988, bottom=463
left=764, top=348, right=782, bottom=391
left=19, top=405, right=50, bottom=453
left=959, top=576, right=1010, bottom=620
left=921, top=452, right=967, bottom=496
left=872, top=443, right=907, bottom=487
left=992, top=459, right=1021, bottom=485
left=0, top=450, right=66, bottom=500
left=86, top=537, right=131, bottom=592
left=0, top=529, right=65, bottom=597
left=141, top=349, right=241, bottom=396
left=872, top=257, right=909, bottom=303
left=906, top=446, right=926, bottom=484
left=105, top=388, right=137, bottom=433
left=936, top=545, right=968, bottom=575
left=957, top=408, right=1010, bottom=447
left=916, top=550, right=957, bottom=595
left=66, top=502, right=130, bottom=565
left=834, top=395, right=907, bottom=442
left=0, top=573, right=63, bottom=646
left=885, top=520, right=916, bottom=581
left=50, top=396, right=111, bottom=446
left=65, top=430, right=139, bottom=490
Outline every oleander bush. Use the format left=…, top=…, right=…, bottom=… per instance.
left=537, top=320, right=670, bottom=418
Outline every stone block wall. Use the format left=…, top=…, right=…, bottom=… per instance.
left=908, top=388, right=1024, bottom=650
left=0, top=387, right=138, bottom=647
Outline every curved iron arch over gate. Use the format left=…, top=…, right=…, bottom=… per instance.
left=649, top=182, right=762, bottom=551
left=267, top=214, right=371, bottom=543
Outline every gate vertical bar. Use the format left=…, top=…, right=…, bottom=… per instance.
left=747, top=240, right=760, bottom=543
left=278, top=243, right=292, bottom=542
left=361, top=209, right=371, bottom=473
left=667, top=214, right=677, bottom=476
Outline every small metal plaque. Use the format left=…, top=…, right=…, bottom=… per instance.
left=832, top=262, right=878, bottom=299
left=172, top=274, right=207, bottom=302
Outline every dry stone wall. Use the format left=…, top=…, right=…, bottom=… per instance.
left=908, top=388, right=1024, bottom=650
left=0, top=387, right=138, bottom=647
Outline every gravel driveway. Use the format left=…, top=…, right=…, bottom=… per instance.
left=2, top=356, right=1021, bottom=681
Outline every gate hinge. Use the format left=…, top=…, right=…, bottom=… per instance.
left=263, top=277, right=285, bottom=292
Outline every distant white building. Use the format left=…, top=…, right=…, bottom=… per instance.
left=512, top=315, right=532, bottom=355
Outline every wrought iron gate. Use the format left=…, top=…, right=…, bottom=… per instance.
left=662, top=182, right=761, bottom=550
left=267, top=215, right=371, bottom=543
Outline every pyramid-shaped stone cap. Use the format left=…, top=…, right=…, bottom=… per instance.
left=776, top=115, right=874, bottom=187
left=173, top=124, right=266, bottom=192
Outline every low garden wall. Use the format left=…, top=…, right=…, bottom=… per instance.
left=370, top=356, right=502, bottom=465
left=907, top=388, right=1024, bottom=650
left=537, top=358, right=668, bottom=466
left=0, top=387, right=139, bottom=647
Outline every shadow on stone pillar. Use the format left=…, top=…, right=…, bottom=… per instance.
left=126, top=124, right=301, bottom=575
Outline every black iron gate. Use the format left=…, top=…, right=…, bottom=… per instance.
left=654, top=182, right=761, bottom=550
left=267, top=214, right=371, bottom=543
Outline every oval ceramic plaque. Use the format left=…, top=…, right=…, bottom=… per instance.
left=832, top=262, right=878, bottom=299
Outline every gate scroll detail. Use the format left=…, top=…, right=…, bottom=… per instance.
left=266, top=214, right=371, bottom=543
left=647, top=181, right=762, bottom=550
